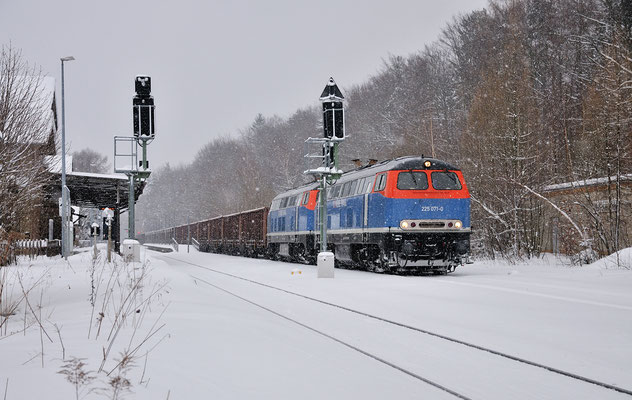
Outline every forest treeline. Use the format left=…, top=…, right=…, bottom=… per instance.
left=137, top=0, right=632, bottom=259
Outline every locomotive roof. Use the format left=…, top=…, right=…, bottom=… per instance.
left=272, top=156, right=460, bottom=200
left=390, top=157, right=459, bottom=172
left=334, top=156, right=460, bottom=183
left=271, top=182, right=319, bottom=200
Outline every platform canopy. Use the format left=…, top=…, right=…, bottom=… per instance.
left=45, top=171, right=146, bottom=211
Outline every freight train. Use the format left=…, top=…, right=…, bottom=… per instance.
left=138, top=156, right=471, bottom=274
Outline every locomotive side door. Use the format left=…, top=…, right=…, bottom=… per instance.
left=294, top=195, right=299, bottom=239
left=362, top=176, right=373, bottom=242
left=363, top=176, right=374, bottom=228
left=314, top=190, right=320, bottom=238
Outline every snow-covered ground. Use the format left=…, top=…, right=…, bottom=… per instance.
left=1, top=246, right=631, bottom=399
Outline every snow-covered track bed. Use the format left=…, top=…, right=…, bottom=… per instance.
left=143, top=244, right=174, bottom=253
left=162, top=254, right=632, bottom=400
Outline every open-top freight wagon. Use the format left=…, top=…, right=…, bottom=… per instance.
left=141, top=208, right=269, bottom=257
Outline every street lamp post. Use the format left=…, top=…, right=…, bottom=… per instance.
left=60, top=56, right=75, bottom=259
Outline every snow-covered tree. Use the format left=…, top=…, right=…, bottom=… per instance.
left=72, top=148, right=110, bottom=174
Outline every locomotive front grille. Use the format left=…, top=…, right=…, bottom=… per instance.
left=416, top=222, right=446, bottom=229
left=399, top=219, right=464, bottom=231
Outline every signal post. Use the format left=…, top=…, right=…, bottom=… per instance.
left=114, top=76, right=156, bottom=247
left=304, top=78, right=346, bottom=278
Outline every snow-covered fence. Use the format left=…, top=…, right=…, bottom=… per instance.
left=0, top=228, right=65, bottom=266
left=13, top=239, right=61, bottom=259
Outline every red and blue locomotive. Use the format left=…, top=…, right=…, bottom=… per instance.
left=267, top=156, right=471, bottom=273
left=139, top=156, right=471, bottom=274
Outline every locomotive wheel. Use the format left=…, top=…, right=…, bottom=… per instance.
left=294, top=245, right=313, bottom=265
left=368, top=249, right=391, bottom=274
left=372, top=263, right=391, bottom=274
left=267, top=244, right=281, bottom=261
left=395, top=252, right=408, bottom=269
left=356, top=246, right=372, bottom=269
left=303, top=250, right=316, bottom=265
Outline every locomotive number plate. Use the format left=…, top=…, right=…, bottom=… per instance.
left=421, top=206, right=444, bottom=212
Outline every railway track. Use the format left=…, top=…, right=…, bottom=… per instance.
left=190, top=273, right=472, bottom=400
left=144, top=244, right=173, bottom=253
left=156, top=253, right=632, bottom=399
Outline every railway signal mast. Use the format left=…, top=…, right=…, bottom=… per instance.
left=304, top=77, right=346, bottom=278
left=114, top=76, right=155, bottom=240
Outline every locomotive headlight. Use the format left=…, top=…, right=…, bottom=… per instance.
left=400, top=221, right=409, bottom=229
left=454, top=220, right=463, bottom=229
left=424, top=160, right=431, bottom=168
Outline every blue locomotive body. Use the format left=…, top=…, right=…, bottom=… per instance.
left=267, top=156, right=471, bottom=273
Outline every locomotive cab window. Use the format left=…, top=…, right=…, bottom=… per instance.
left=349, top=180, right=358, bottom=196
left=342, top=182, right=352, bottom=197
left=397, top=171, right=428, bottom=190
left=331, top=185, right=341, bottom=199
left=280, top=197, right=288, bottom=208
left=356, top=178, right=365, bottom=195
left=431, top=171, right=462, bottom=190
left=374, top=173, right=387, bottom=192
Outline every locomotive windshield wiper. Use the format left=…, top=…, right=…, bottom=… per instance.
left=409, top=169, right=419, bottom=189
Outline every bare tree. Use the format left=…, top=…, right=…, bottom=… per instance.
left=72, top=148, right=110, bottom=174
left=573, top=2, right=632, bottom=255
left=0, top=44, right=56, bottom=233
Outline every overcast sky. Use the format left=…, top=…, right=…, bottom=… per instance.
left=1, top=0, right=487, bottom=170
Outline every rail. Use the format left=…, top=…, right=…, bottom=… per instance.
left=191, top=272, right=472, bottom=400
left=167, top=256, right=632, bottom=398
left=171, top=237, right=179, bottom=252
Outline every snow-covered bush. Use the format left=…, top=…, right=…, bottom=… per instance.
left=571, top=248, right=599, bottom=266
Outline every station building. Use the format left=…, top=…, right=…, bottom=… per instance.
left=542, top=175, right=632, bottom=256
left=1, top=75, right=144, bottom=259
